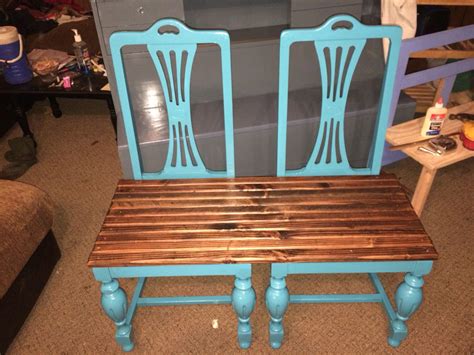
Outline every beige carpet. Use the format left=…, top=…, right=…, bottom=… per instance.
left=1, top=98, right=473, bottom=354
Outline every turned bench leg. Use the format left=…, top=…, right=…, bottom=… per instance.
left=388, top=273, right=425, bottom=347
left=100, top=279, right=134, bottom=352
left=232, top=275, right=256, bottom=349
left=265, top=275, right=289, bottom=349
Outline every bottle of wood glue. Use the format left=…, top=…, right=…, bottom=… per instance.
left=72, top=29, right=90, bottom=73
left=420, top=97, right=447, bottom=137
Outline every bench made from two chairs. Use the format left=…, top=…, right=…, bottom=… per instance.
left=88, top=16, right=438, bottom=351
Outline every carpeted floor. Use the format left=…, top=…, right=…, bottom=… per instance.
left=1, top=98, right=473, bottom=354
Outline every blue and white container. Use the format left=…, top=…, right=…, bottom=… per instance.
left=0, top=26, right=33, bottom=85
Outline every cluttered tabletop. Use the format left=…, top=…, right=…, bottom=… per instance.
left=0, top=45, right=109, bottom=95
left=386, top=101, right=474, bottom=170
left=386, top=100, right=474, bottom=216
left=0, top=1, right=109, bottom=95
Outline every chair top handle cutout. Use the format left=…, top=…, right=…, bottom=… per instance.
left=158, top=25, right=180, bottom=35
left=331, top=20, right=354, bottom=31
left=151, top=18, right=189, bottom=35
left=324, top=15, right=360, bottom=31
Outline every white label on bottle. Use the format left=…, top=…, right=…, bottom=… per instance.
left=428, top=113, right=446, bottom=135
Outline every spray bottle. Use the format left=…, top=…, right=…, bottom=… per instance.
left=72, top=29, right=90, bottom=73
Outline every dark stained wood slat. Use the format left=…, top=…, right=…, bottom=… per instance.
left=110, top=196, right=410, bottom=209
left=113, top=187, right=405, bottom=200
left=88, top=174, right=438, bottom=267
left=115, top=181, right=403, bottom=193
left=101, top=222, right=423, bottom=233
left=107, top=202, right=413, bottom=215
left=93, top=237, right=434, bottom=252
left=99, top=220, right=427, bottom=234
left=104, top=215, right=415, bottom=231
left=104, top=209, right=416, bottom=221
left=116, top=175, right=400, bottom=187
left=96, top=232, right=430, bottom=247
left=96, top=238, right=432, bottom=249
left=96, top=230, right=429, bottom=241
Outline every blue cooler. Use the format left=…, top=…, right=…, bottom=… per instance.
left=0, top=26, right=33, bottom=85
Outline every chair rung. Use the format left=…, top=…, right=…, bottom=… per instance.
left=290, top=293, right=382, bottom=304
left=137, top=295, right=232, bottom=306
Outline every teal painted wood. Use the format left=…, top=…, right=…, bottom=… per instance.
left=394, top=273, right=424, bottom=320
left=100, top=280, right=127, bottom=325
left=268, top=15, right=433, bottom=349
left=290, top=293, right=382, bottom=303
left=109, top=18, right=235, bottom=179
left=369, top=273, right=396, bottom=321
left=100, top=280, right=134, bottom=352
left=273, top=260, right=433, bottom=276
left=101, top=21, right=246, bottom=350
left=138, top=296, right=231, bottom=306
left=125, top=277, right=233, bottom=322
left=265, top=276, right=289, bottom=349
left=266, top=261, right=433, bottom=348
left=126, top=277, right=145, bottom=324
left=93, top=264, right=252, bottom=280
left=93, top=264, right=255, bottom=350
left=388, top=273, right=425, bottom=347
left=276, top=15, right=402, bottom=176
left=232, top=276, right=257, bottom=349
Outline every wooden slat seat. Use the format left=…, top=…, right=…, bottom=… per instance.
left=88, top=174, right=437, bottom=267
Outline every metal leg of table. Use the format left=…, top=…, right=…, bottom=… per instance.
left=48, top=96, right=62, bottom=118
left=106, top=96, right=118, bottom=136
left=11, top=95, right=35, bottom=142
left=411, top=167, right=438, bottom=216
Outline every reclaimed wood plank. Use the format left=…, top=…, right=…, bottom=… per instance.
left=87, top=174, right=438, bottom=267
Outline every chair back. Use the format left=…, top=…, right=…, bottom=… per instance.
left=110, top=19, right=235, bottom=179
left=277, top=15, right=401, bottom=177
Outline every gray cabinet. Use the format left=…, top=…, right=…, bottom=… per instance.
left=96, top=0, right=184, bottom=27
left=291, top=0, right=363, bottom=28
left=184, top=0, right=289, bottom=30
left=91, top=0, right=414, bottom=178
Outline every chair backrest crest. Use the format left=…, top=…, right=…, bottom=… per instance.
left=110, top=18, right=235, bottom=180
left=277, top=15, right=402, bottom=177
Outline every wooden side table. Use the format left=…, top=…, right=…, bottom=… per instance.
left=386, top=102, right=474, bottom=216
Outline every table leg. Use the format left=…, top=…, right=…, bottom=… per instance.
left=232, top=274, right=256, bottom=349
left=265, top=274, right=289, bottom=349
left=411, top=167, right=437, bottom=216
left=11, top=96, right=35, bottom=141
left=106, top=96, right=118, bottom=136
left=100, top=279, right=134, bottom=352
left=388, top=273, right=425, bottom=347
left=48, top=96, right=62, bottom=118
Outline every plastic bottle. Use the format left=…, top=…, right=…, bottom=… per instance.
left=72, top=29, right=90, bottom=73
left=420, top=97, right=447, bottom=137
